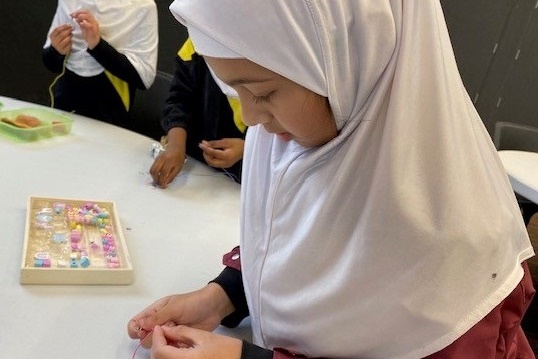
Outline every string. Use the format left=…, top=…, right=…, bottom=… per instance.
left=132, top=330, right=153, bottom=359
left=150, top=141, right=241, bottom=184
left=48, top=54, right=69, bottom=108
left=221, top=168, right=240, bottom=183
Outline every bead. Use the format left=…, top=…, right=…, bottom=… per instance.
left=52, top=232, right=67, bottom=243
left=79, top=256, right=90, bottom=268
left=34, top=252, right=50, bottom=260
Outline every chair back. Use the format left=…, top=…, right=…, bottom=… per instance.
left=130, top=71, right=174, bottom=140
left=493, top=121, right=538, bottom=152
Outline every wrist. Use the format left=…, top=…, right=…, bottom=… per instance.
left=165, top=128, right=188, bottom=148
left=87, top=37, right=101, bottom=51
left=204, top=282, right=235, bottom=320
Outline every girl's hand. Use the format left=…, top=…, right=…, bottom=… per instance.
left=70, top=10, right=101, bottom=49
left=151, top=325, right=242, bottom=359
left=199, top=138, right=244, bottom=169
left=50, top=24, right=73, bottom=55
left=128, top=284, right=235, bottom=348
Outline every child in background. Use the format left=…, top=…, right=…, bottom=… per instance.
left=150, top=38, right=245, bottom=187
left=128, top=1, right=536, bottom=358
left=42, top=0, right=157, bottom=128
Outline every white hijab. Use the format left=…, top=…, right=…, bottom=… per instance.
left=44, top=0, right=158, bottom=88
left=170, top=1, right=534, bottom=358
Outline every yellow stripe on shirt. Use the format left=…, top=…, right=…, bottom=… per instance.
left=105, top=71, right=130, bottom=111
left=178, top=38, right=195, bottom=61
left=227, top=97, right=246, bottom=134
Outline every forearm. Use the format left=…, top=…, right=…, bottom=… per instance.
left=165, top=127, right=188, bottom=151
left=87, top=39, right=145, bottom=89
left=42, top=46, right=66, bottom=73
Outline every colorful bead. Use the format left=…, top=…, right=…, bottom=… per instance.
left=34, top=252, right=50, bottom=260
left=79, top=256, right=90, bottom=268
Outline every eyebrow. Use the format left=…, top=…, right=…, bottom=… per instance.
left=226, top=77, right=273, bottom=87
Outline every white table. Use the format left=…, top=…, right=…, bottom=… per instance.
left=498, top=150, right=538, bottom=205
left=0, top=96, right=249, bottom=358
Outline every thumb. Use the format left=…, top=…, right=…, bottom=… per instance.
left=151, top=326, right=186, bottom=358
left=152, top=325, right=169, bottom=347
left=161, top=325, right=201, bottom=348
left=138, top=304, right=178, bottom=330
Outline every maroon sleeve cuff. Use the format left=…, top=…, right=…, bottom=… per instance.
left=223, top=246, right=241, bottom=270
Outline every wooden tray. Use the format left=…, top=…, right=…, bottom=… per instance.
left=20, top=196, right=133, bottom=285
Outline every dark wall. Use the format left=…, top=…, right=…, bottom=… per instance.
left=0, top=1, right=187, bottom=106
left=1, top=1, right=537, bottom=135
left=441, top=0, right=538, bottom=133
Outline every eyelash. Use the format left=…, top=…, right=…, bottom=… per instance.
left=251, top=92, right=274, bottom=104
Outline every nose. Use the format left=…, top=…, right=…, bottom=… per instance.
left=239, top=98, right=272, bottom=126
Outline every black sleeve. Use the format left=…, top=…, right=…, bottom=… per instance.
left=241, top=341, right=274, bottom=359
left=210, top=266, right=249, bottom=328
left=160, top=55, right=201, bottom=133
left=42, top=46, right=67, bottom=74
left=87, top=38, right=146, bottom=89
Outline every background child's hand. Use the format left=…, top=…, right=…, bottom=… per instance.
left=199, top=138, right=244, bottom=169
left=70, top=9, right=101, bottom=50
left=127, top=283, right=235, bottom=349
left=150, top=143, right=186, bottom=188
left=151, top=325, right=242, bottom=359
left=49, top=24, right=73, bottom=55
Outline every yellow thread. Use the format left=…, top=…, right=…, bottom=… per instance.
left=48, top=54, right=69, bottom=108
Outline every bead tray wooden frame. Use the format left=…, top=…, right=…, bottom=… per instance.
left=20, top=196, right=134, bottom=285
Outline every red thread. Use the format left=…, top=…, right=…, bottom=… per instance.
left=132, top=330, right=152, bottom=359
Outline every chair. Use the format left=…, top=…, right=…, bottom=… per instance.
left=493, top=121, right=538, bottom=153
left=130, top=70, right=174, bottom=140
left=493, top=121, right=538, bottom=225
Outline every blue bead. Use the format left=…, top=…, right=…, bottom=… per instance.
left=79, top=256, right=90, bottom=268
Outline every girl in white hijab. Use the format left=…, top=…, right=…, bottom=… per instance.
left=128, top=1, right=536, bottom=358
left=43, top=0, right=158, bottom=128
